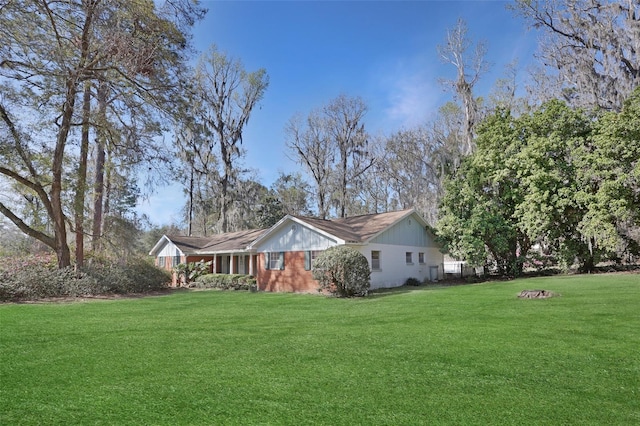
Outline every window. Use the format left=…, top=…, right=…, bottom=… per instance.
left=158, top=256, right=166, bottom=267
left=265, top=252, right=284, bottom=270
left=304, top=250, right=321, bottom=271
left=406, top=252, right=413, bottom=264
left=371, top=250, right=381, bottom=270
left=418, top=252, right=425, bottom=264
left=172, top=249, right=181, bottom=267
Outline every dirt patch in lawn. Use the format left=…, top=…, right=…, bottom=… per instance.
left=518, top=289, right=557, bottom=299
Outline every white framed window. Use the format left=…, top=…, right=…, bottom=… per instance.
left=265, top=252, right=284, bottom=270
left=418, top=252, right=425, bottom=264
left=406, top=252, right=413, bottom=264
left=158, top=256, right=166, bottom=267
left=371, top=250, right=381, bottom=270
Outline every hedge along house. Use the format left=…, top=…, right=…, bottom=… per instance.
left=247, top=209, right=444, bottom=292
left=149, top=229, right=266, bottom=286
left=150, top=209, right=444, bottom=291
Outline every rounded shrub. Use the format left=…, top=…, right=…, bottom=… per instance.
left=312, top=246, right=371, bottom=297
left=404, top=277, right=421, bottom=287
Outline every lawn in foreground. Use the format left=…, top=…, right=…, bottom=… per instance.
left=1, top=274, right=639, bottom=425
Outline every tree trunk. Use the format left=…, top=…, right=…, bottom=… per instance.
left=188, top=166, right=194, bottom=236
left=75, top=81, right=91, bottom=269
left=91, top=82, right=107, bottom=252
left=220, top=141, right=230, bottom=233
left=51, top=79, right=77, bottom=268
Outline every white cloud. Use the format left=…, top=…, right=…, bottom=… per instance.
left=376, top=57, right=444, bottom=131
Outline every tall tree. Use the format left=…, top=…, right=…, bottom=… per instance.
left=271, top=172, right=312, bottom=216
left=437, top=99, right=635, bottom=274
left=514, top=0, right=640, bottom=111
left=437, top=109, right=531, bottom=276
left=193, top=45, right=269, bottom=233
left=438, top=18, right=489, bottom=155
left=576, top=87, right=640, bottom=258
left=173, top=85, right=216, bottom=237
left=514, top=101, right=597, bottom=271
left=0, top=0, right=204, bottom=268
left=383, top=127, right=439, bottom=223
left=285, top=112, right=335, bottom=219
left=324, top=94, right=373, bottom=218
left=286, top=94, right=373, bottom=219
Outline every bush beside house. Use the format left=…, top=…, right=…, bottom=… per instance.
left=194, top=274, right=257, bottom=291
left=312, top=246, right=371, bottom=297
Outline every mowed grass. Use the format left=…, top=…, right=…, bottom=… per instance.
left=1, top=274, right=639, bottom=425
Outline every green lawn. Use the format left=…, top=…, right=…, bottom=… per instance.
left=1, top=274, right=639, bottom=425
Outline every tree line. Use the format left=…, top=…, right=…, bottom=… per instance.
left=1, top=0, right=638, bottom=275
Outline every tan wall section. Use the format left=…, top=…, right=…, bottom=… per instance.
left=257, top=251, right=319, bottom=293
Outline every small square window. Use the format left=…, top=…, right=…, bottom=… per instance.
left=406, top=252, right=413, bottom=264
left=419, top=252, right=425, bottom=264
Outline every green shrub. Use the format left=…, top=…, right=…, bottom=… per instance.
left=174, top=260, right=212, bottom=284
left=0, top=255, right=170, bottom=302
left=312, top=246, right=371, bottom=297
left=194, top=274, right=256, bottom=291
left=404, top=277, right=421, bottom=286
left=89, top=257, right=172, bottom=294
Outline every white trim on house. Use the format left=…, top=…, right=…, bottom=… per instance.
left=150, top=209, right=445, bottom=291
left=248, top=215, right=347, bottom=250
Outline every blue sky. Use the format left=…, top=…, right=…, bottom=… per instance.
left=139, top=0, right=539, bottom=226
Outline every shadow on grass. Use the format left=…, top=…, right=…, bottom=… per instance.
left=366, top=284, right=449, bottom=298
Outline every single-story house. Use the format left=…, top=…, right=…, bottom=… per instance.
left=149, top=209, right=444, bottom=292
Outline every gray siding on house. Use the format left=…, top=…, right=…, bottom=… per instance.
left=370, top=214, right=437, bottom=247
left=255, top=220, right=339, bottom=252
left=157, top=240, right=182, bottom=257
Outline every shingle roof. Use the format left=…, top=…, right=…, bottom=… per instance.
left=165, top=235, right=212, bottom=253
left=157, top=209, right=419, bottom=255
left=166, top=229, right=267, bottom=254
left=199, top=228, right=267, bottom=252
left=292, top=209, right=415, bottom=243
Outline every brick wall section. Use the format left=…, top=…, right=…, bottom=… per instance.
left=257, top=251, right=319, bottom=293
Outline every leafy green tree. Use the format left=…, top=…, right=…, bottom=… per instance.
left=271, top=172, right=312, bottom=216
left=438, top=97, right=640, bottom=274
left=437, top=109, right=531, bottom=276
left=576, top=87, right=640, bottom=259
left=312, top=246, right=371, bottom=297
left=514, top=101, right=598, bottom=270
left=257, top=194, right=286, bottom=229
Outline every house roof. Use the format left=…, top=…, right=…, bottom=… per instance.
left=151, top=209, right=427, bottom=256
left=198, top=228, right=267, bottom=253
left=249, top=208, right=420, bottom=249
left=295, top=209, right=417, bottom=243
left=166, top=235, right=212, bottom=253
left=149, top=229, right=268, bottom=257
